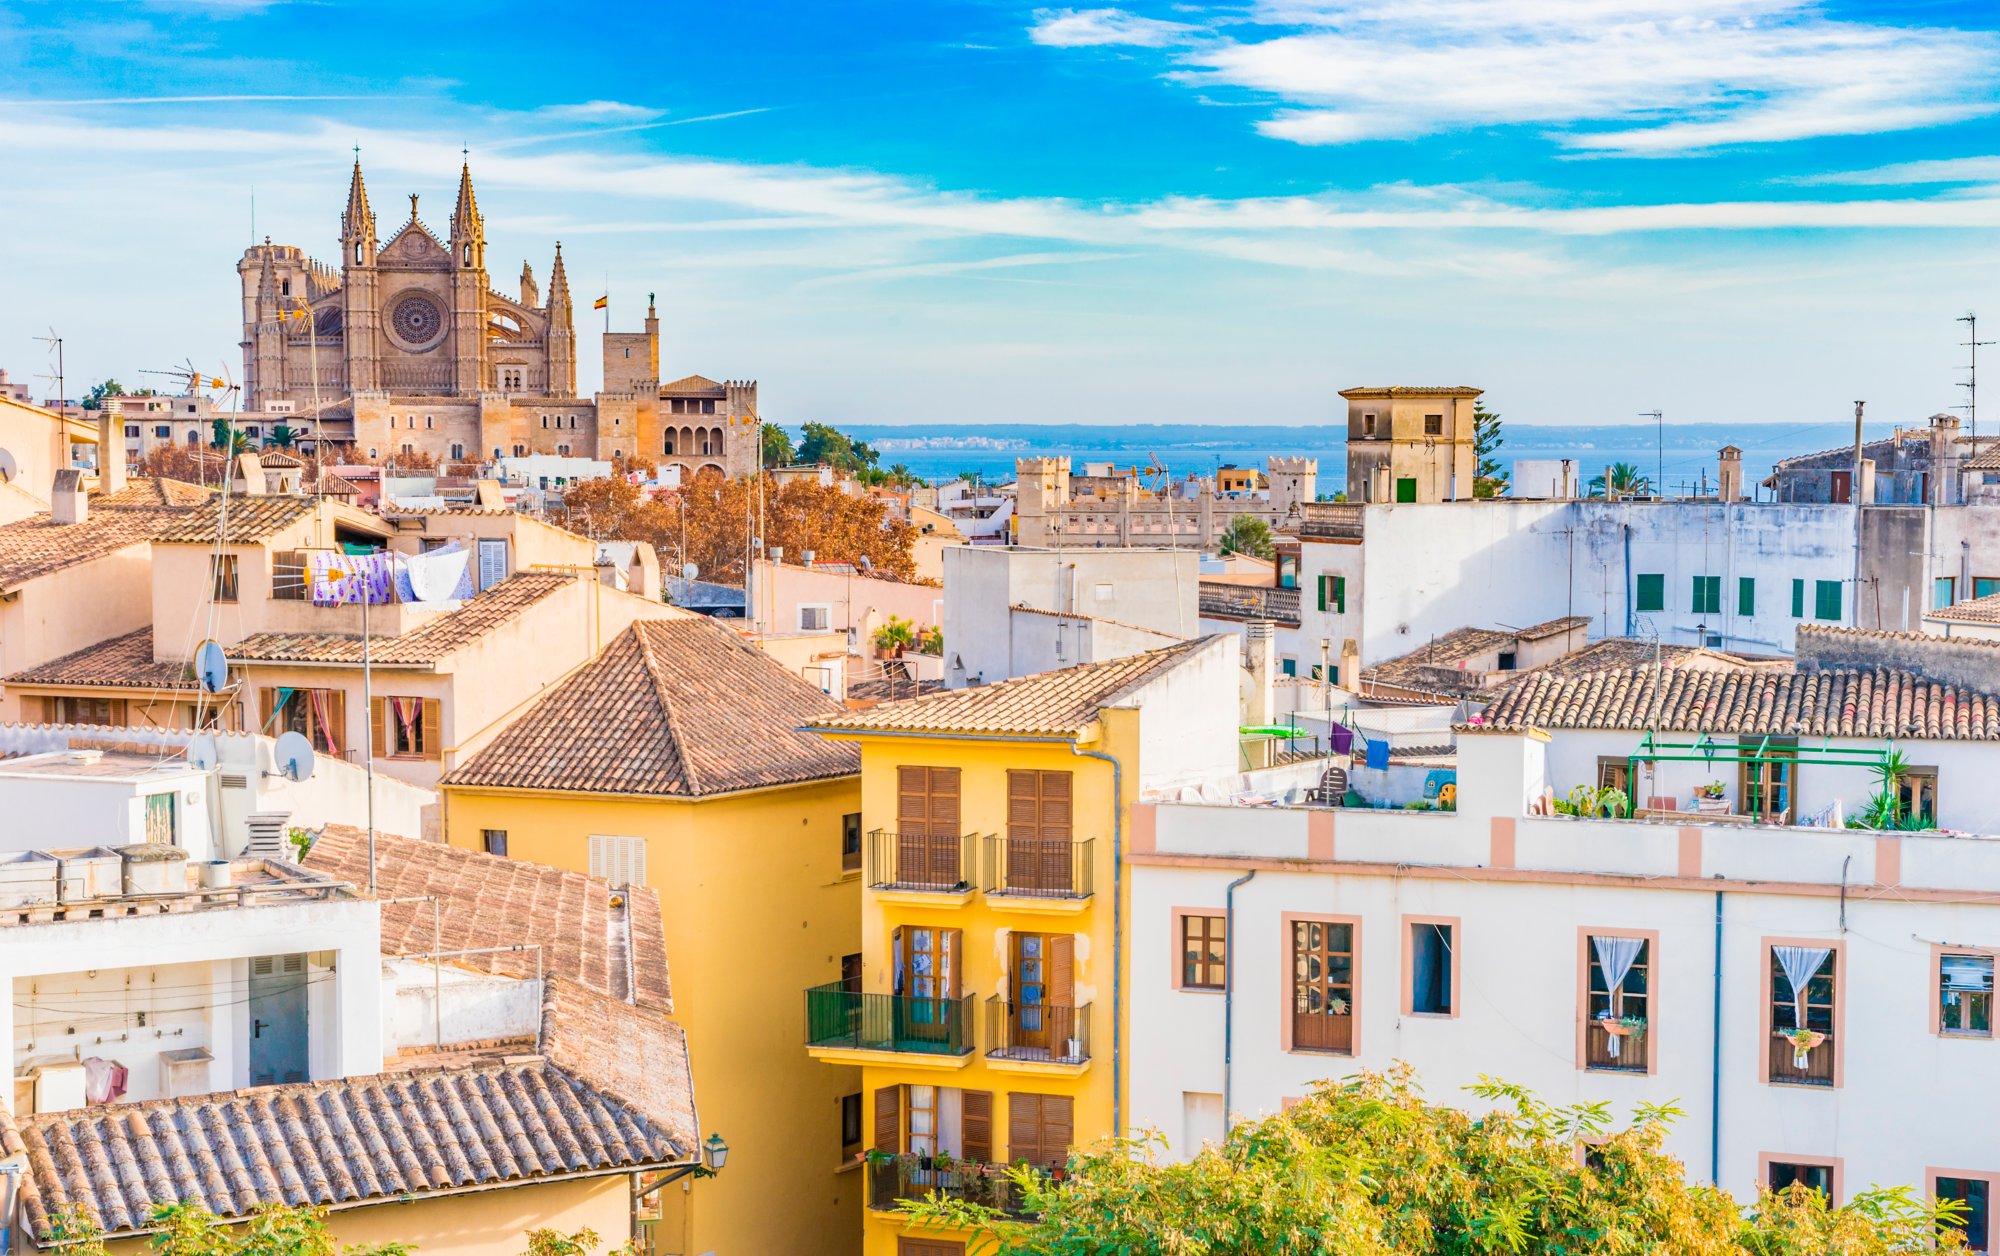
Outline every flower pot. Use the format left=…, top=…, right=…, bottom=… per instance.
left=1787, top=1030, right=1825, bottom=1068
left=1693, top=796, right=1731, bottom=815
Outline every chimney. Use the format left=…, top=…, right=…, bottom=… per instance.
left=1243, top=621, right=1277, bottom=727
left=1931, top=413, right=1960, bottom=507
left=96, top=412, right=126, bottom=495
left=51, top=468, right=86, bottom=525
left=1717, top=445, right=1743, bottom=501
left=233, top=452, right=268, bottom=496
left=1857, top=458, right=1876, bottom=506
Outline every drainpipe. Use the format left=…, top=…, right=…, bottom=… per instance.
left=1623, top=522, right=1634, bottom=637
left=1710, top=888, right=1723, bottom=1185
left=1221, top=869, right=1257, bottom=1134
left=1070, top=741, right=1125, bottom=1138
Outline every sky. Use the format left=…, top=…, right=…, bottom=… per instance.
left=2, top=0, right=2000, bottom=435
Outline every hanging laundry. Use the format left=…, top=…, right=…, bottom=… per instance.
left=405, top=543, right=473, bottom=606
left=82, top=1056, right=128, bottom=1105
left=1365, top=737, right=1390, bottom=770
left=310, top=550, right=400, bottom=606
left=1328, top=723, right=1354, bottom=756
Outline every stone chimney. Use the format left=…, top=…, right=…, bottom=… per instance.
left=51, top=468, right=86, bottom=525
left=233, top=452, right=267, bottom=496
left=96, top=412, right=126, bottom=495
left=1243, top=620, right=1277, bottom=727
left=1857, top=458, right=1876, bottom=506
left=1717, top=445, right=1743, bottom=501
left=1930, top=413, right=1960, bottom=507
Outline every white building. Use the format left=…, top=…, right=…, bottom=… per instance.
left=941, top=544, right=1199, bottom=686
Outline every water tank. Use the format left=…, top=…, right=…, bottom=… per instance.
left=117, top=843, right=188, bottom=895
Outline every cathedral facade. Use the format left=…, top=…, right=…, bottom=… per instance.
left=238, top=158, right=759, bottom=478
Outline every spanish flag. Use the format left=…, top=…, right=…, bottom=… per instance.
left=593, top=295, right=609, bottom=311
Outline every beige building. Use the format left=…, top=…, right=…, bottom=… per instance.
left=1341, top=385, right=1481, bottom=503
left=1013, top=455, right=1318, bottom=548
left=241, top=158, right=760, bottom=478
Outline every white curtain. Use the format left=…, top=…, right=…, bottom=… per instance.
left=1593, top=936, right=1645, bottom=1059
left=1774, top=945, right=1831, bottom=1029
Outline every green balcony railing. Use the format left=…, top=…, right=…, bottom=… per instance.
left=804, top=983, right=974, bottom=1056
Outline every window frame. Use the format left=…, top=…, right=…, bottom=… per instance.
left=1422, top=413, right=1443, bottom=436
left=1760, top=935, right=1845, bottom=1088
left=840, top=1092, right=864, bottom=1163
left=210, top=554, right=240, bottom=603
left=1691, top=575, right=1721, bottom=615
left=1791, top=578, right=1805, bottom=618
left=1634, top=573, right=1664, bottom=612
left=1760, top=1153, right=1843, bottom=1206
left=1402, top=915, right=1459, bottom=1019
left=1814, top=579, right=1843, bottom=622
left=1173, top=909, right=1228, bottom=993
left=1930, top=1168, right=2000, bottom=1254
left=799, top=603, right=833, bottom=633
left=1577, top=927, right=1658, bottom=1074
left=1933, top=944, right=1996, bottom=1039
left=1280, top=911, right=1361, bottom=1055
left=840, top=812, right=863, bottom=874
left=1738, top=575, right=1756, bottom=617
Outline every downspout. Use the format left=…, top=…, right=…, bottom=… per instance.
left=1623, top=522, right=1634, bottom=637
left=1221, top=868, right=1257, bottom=1135
left=1710, top=888, right=1723, bottom=1185
left=1070, top=741, right=1125, bottom=1138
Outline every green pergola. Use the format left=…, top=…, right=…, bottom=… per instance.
left=1624, top=732, right=1892, bottom=819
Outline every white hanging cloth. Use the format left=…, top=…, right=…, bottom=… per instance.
left=405, top=543, right=472, bottom=607
left=1774, top=945, right=1831, bottom=1030
left=1592, top=935, right=1645, bottom=1059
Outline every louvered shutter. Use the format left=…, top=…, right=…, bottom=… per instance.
left=259, top=687, right=275, bottom=734
left=1049, top=935, right=1075, bottom=1007
left=961, top=1090, right=993, bottom=1164
left=1008, top=1093, right=1042, bottom=1167
left=898, top=766, right=931, bottom=834
left=370, top=697, right=387, bottom=757
left=327, top=690, right=347, bottom=755
left=874, top=1085, right=901, bottom=1152
left=421, top=698, right=442, bottom=760
left=1043, top=1094, right=1073, bottom=1164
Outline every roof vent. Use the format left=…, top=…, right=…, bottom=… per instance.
left=67, top=749, right=104, bottom=765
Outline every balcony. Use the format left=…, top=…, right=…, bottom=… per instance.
left=803, top=984, right=974, bottom=1064
left=986, top=998, right=1090, bottom=1072
left=1583, top=1019, right=1648, bottom=1073
left=1296, top=501, right=1365, bottom=540
left=983, top=836, right=1093, bottom=909
left=1768, top=1029, right=1836, bottom=1087
left=1197, top=581, right=1301, bottom=626
left=867, top=828, right=976, bottom=899
left=867, top=1157, right=1044, bottom=1217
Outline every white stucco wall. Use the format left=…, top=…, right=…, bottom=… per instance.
left=944, top=546, right=1200, bottom=686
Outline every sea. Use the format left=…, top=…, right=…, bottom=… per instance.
left=826, top=421, right=1895, bottom=497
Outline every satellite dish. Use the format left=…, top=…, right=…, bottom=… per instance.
left=0, top=447, right=16, bottom=483
left=681, top=562, right=698, bottom=581
left=273, top=731, right=317, bottom=782
left=194, top=640, right=230, bottom=695
left=189, top=734, right=219, bottom=770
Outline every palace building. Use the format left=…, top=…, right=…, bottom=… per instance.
left=238, top=157, right=759, bottom=477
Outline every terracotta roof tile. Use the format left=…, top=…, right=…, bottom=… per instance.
left=812, top=636, right=1219, bottom=737
left=150, top=494, right=321, bottom=543
left=229, top=573, right=572, bottom=666
left=3, top=627, right=193, bottom=690
left=1364, top=617, right=1590, bottom=698
left=1931, top=592, right=2000, bottom=623
left=659, top=374, right=724, bottom=394
left=446, top=618, right=858, bottom=796
left=304, top=825, right=672, bottom=1010
left=0, top=480, right=211, bottom=589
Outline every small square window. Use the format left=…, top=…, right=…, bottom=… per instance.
left=1768, top=1159, right=1835, bottom=1201
left=1423, top=414, right=1443, bottom=435
left=1181, top=914, right=1227, bottom=991
left=1635, top=573, right=1664, bottom=612
left=840, top=813, right=862, bottom=873
left=1814, top=580, right=1843, bottom=622
left=1692, top=575, right=1721, bottom=615
left=1940, top=952, right=1993, bottom=1037
left=481, top=829, right=508, bottom=857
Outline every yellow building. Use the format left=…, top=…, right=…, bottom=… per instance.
left=804, top=636, right=1239, bottom=1256
left=1340, top=385, right=1483, bottom=504
left=440, top=616, right=865, bottom=1256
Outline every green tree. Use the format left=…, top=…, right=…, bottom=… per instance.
left=901, top=1067, right=1962, bottom=1254
left=209, top=417, right=250, bottom=455
left=1218, top=513, right=1276, bottom=560
left=795, top=422, right=879, bottom=473
left=81, top=379, right=126, bottom=411
left=1589, top=461, right=1652, bottom=498
left=1473, top=403, right=1507, bottom=498
left=265, top=424, right=300, bottom=449
left=760, top=423, right=795, bottom=467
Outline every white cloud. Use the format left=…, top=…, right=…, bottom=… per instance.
left=1030, top=8, right=1203, bottom=48
left=534, top=100, right=664, bottom=122
left=1053, top=0, right=2000, bottom=154
left=1792, top=156, right=2000, bottom=187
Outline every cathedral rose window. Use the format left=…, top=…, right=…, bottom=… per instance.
left=390, top=293, right=446, bottom=349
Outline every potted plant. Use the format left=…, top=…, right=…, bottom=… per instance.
left=1786, top=1026, right=1826, bottom=1068
left=1693, top=781, right=1730, bottom=814
left=872, top=616, right=915, bottom=659
left=1596, top=1010, right=1646, bottom=1058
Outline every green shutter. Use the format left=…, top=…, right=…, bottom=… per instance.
left=1395, top=478, right=1418, bottom=503
left=1332, top=576, right=1346, bottom=614
left=1281, top=658, right=1297, bottom=677
left=1692, top=576, right=1720, bottom=615
left=1635, top=574, right=1664, bottom=612
left=1316, top=576, right=1328, bottom=612
left=1310, top=664, right=1323, bottom=680
left=1791, top=579, right=1805, bottom=618
left=1738, top=576, right=1755, bottom=617
left=1329, top=665, right=1340, bottom=685
left=1815, top=580, right=1843, bottom=621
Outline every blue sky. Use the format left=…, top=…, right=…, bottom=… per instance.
left=3, top=0, right=2000, bottom=434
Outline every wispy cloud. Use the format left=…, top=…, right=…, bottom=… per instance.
left=1034, top=0, right=2000, bottom=156
left=534, top=100, right=664, bottom=123
left=0, top=94, right=379, bottom=106
left=1790, top=156, right=2000, bottom=187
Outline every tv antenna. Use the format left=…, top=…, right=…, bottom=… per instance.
left=34, top=330, right=63, bottom=408
left=1958, top=313, right=1995, bottom=445
left=1638, top=411, right=1663, bottom=498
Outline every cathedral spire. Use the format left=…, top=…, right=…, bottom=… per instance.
left=547, top=241, right=571, bottom=309
left=340, top=152, right=376, bottom=264
left=452, top=157, right=480, bottom=237
left=256, top=236, right=278, bottom=308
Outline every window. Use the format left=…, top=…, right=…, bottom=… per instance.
left=1362, top=412, right=1376, bottom=436
left=1407, top=920, right=1455, bottom=1016
left=481, top=829, right=508, bottom=856
left=271, top=549, right=307, bottom=601
left=840, top=1093, right=864, bottom=1162
left=588, top=834, right=647, bottom=887
left=1007, top=1092, right=1074, bottom=1172
left=1901, top=766, right=1939, bottom=826
left=1935, top=1173, right=1995, bottom=1252
left=557, top=444, right=570, bottom=456
left=1280, top=657, right=1297, bottom=677
left=841, top=812, right=862, bottom=874
left=840, top=953, right=863, bottom=993
left=1692, top=575, right=1721, bottom=614
left=1739, top=576, right=1756, bottom=617
left=1814, top=579, right=1843, bottom=622
left=154, top=425, right=170, bottom=438
left=1634, top=573, right=1664, bottom=612
left=1286, top=916, right=1357, bottom=1054
left=1317, top=574, right=1346, bottom=614
left=124, top=424, right=139, bottom=438
left=450, top=443, right=464, bottom=460
left=1596, top=756, right=1631, bottom=796
left=1583, top=932, right=1651, bottom=1072
left=1180, top=914, right=1227, bottom=991
left=1939, top=951, right=1994, bottom=1037
left=210, top=555, right=239, bottom=603
left=512, top=443, right=525, bottom=457
left=424, top=415, right=434, bottom=429
left=48, top=695, right=117, bottom=725
left=1937, top=577, right=1959, bottom=610
left=1423, top=413, right=1443, bottom=435
left=1003, top=769, right=1075, bottom=894
left=400, top=443, right=414, bottom=456
left=1496, top=651, right=1517, bottom=671
left=1395, top=477, right=1418, bottom=503
left=263, top=687, right=344, bottom=756
left=1977, top=576, right=2000, bottom=599
left=1766, top=940, right=1839, bottom=1086
left=1767, top=1158, right=1837, bottom=1201
left=800, top=604, right=831, bottom=632
left=1739, top=737, right=1796, bottom=823
left=1792, top=578, right=1805, bottom=617
left=373, top=696, right=440, bottom=760
left=477, top=537, right=508, bottom=591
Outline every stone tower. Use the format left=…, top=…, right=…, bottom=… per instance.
left=546, top=243, right=576, bottom=397
left=450, top=161, right=486, bottom=395
left=1266, top=456, right=1319, bottom=517
left=250, top=242, right=284, bottom=408
left=339, top=157, right=381, bottom=393
left=1013, top=456, right=1072, bottom=546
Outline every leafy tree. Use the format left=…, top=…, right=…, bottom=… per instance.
left=1589, top=461, right=1652, bottom=498
left=760, top=423, right=795, bottom=467
left=795, top=422, right=879, bottom=473
left=1473, top=403, right=1508, bottom=498
left=264, top=424, right=300, bottom=449
left=1218, top=514, right=1276, bottom=560
left=900, top=1067, right=1962, bottom=1255
left=82, top=380, right=126, bottom=411
left=209, top=418, right=250, bottom=455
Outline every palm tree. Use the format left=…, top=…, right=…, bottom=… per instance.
left=1589, top=462, right=1652, bottom=498
left=209, top=418, right=250, bottom=455
left=265, top=424, right=300, bottom=450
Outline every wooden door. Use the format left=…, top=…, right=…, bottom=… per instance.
left=897, top=766, right=962, bottom=886
left=1012, top=933, right=1050, bottom=1050
left=896, top=926, right=960, bottom=1042
left=1291, top=919, right=1355, bottom=1053
left=1006, top=770, right=1073, bottom=893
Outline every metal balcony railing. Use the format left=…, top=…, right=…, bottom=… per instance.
left=804, top=983, right=974, bottom=1056
left=867, top=1158, right=1045, bottom=1216
left=986, top=998, right=1091, bottom=1064
left=983, top=836, right=1093, bottom=900
left=1768, top=1029, right=1836, bottom=1086
left=867, top=828, right=976, bottom=893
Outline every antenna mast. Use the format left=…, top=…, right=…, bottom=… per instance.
left=1959, top=312, right=1995, bottom=446
left=34, top=330, right=63, bottom=410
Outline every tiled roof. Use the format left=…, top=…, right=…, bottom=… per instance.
left=98, top=478, right=213, bottom=509
left=3, top=627, right=194, bottom=690
left=446, top=618, right=858, bottom=797
left=659, top=374, right=724, bottom=394
left=150, top=494, right=321, bottom=543
left=15, top=1053, right=694, bottom=1242
left=0, top=496, right=200, bottom=591
left=315, top=471, right=363, bottom=496
left=1934, top=593, right=2000, bottom=623
left=539, top=980, right=697, bottom=1155
left=255, top=450, right=305, bottom=467
left=1364, top=617, right=1590, bottom=697
left=812, top=636, right=1218, bottom=737
left=1337, top=386, right=1483, bottom=398
left=305, top=825, right=671, bottom=1010
left=229, top=573, right=573, bottom=666
left=1478, top=664, right=2000, bottom=740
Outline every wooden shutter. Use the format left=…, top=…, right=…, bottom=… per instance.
left=1008, top=1093, right=1043, bottom=1167
left=421, top=698, right=442, bottom=760
left=874, top=1085, right=901, bottom=1152
left=1049, top=935, right=1075, bottom=1007
left=1316, top=575, right=1328, bottom=612
left=259, top=687, right=275, bottom=734
left=961, top=1090, right=993, bottom=1164
left=1043, top=1094, right=1073, bottom=1162
left=1332, top=576, right=1346, bottom=613
left=370, top=697, right=388, bottom=757
left=328, top=690, right=347, bottom=756
left=900, top=765, right=961, bottom=836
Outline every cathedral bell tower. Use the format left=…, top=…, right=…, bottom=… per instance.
left=450, top=158, right=488, bottom=395
left=546, top=241, right=576, bottom=397
left=340, top=155, right=382, bottom=392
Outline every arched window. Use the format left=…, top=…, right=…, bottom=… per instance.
left=463, top=244, right=472, bottom=265
left=451, top=443, right=465, bottom=459
left=664, top=429, right=676, bottom=454
left=355, top=243, right=364, bottom=263
left=425, top=415, right=433, bottom=429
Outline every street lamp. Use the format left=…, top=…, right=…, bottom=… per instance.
left=703, top=1132, right=730, bottom=1173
